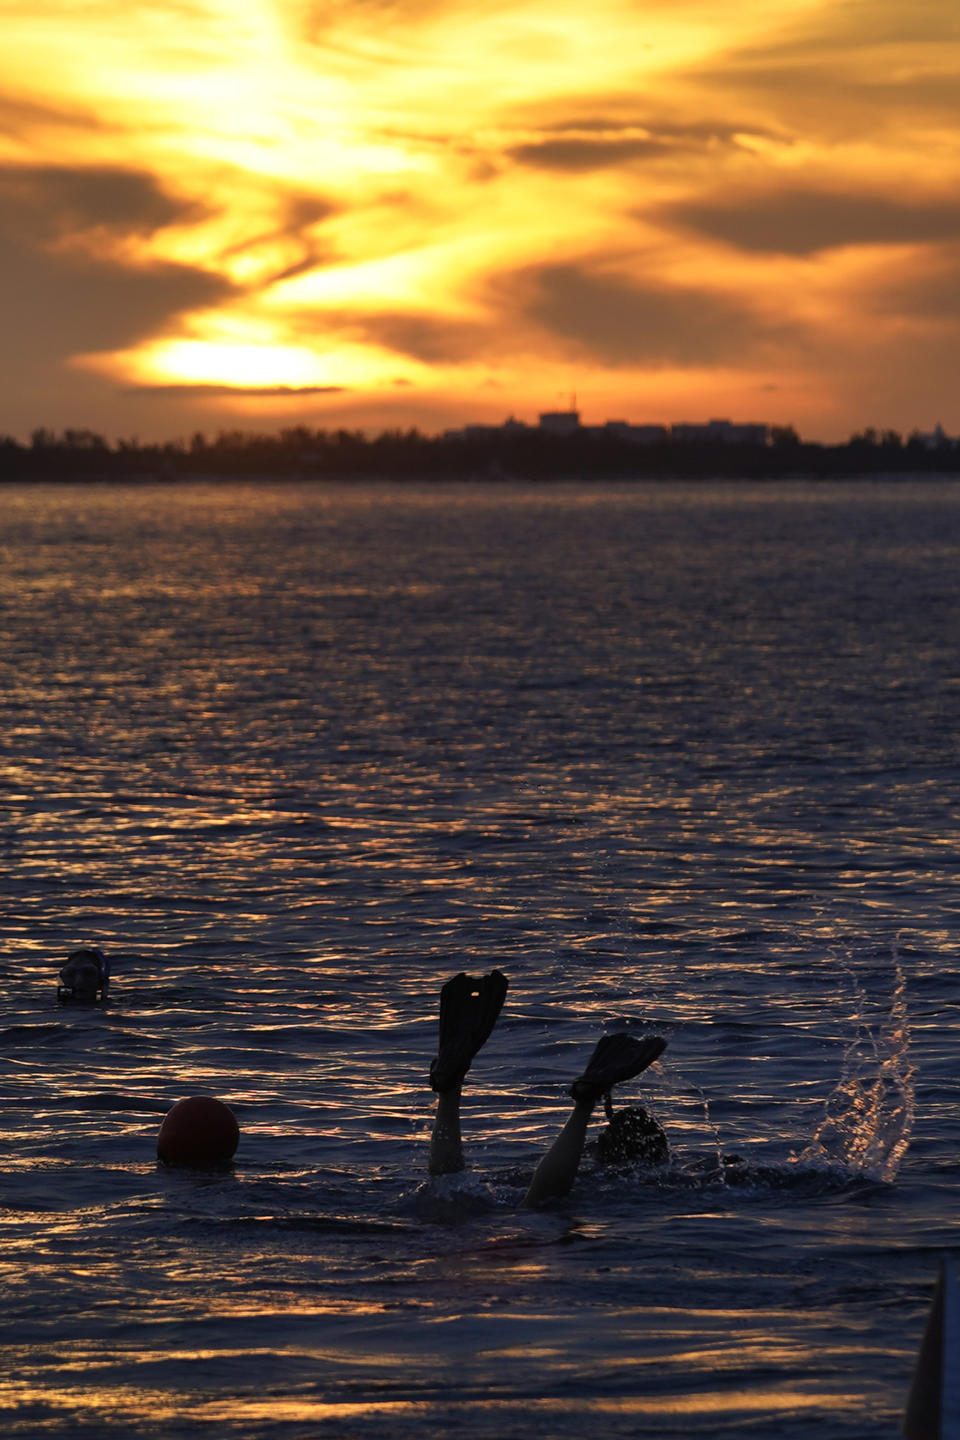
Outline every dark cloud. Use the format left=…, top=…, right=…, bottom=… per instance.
left=352, top=313, right=489, bottom=362
left=261, top=254, right=332, bottom=285
left=540, top=115, right=763, bottom=142
left=284, top=195, right=338, bottom=229
left=664, top=189, right=960, bottom=255
left=0, top=226, right=233, bottom=382
left=504, top=115, right=775, bottom=172
left=695, top=60, right=960, bottom=125
left=0, top=164, right=201, bottom=243
left=756, top=0, right=960, bottom=55
left=216, top=193, right=338, bottom=286
left=376, top=109, right=777, bottom=177
left=869, top=245, right=960, bottom=319
left=0, top=162, right=233, bottom=429
left=0, top=94, right=104, bottom=138
left=687, top=2, right=960, bottom=133
left=513, top=263, right=789, bottom=367
left=508, top=138, right=670, bottom=170
left=286, top=307, right=489, bottom=363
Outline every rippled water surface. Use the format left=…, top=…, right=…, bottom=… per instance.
left=2, top=478, right=959, bottom=1437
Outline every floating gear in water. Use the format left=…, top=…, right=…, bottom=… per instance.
left=157, top=1096, right=239, bottom=1169
left=57, top=946, right=109, bottom=1004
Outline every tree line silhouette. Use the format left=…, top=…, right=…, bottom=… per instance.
left=1, top=422, right=957, bottom=482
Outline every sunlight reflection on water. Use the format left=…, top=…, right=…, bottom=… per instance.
left=2, top=479, right=960, bottom=1437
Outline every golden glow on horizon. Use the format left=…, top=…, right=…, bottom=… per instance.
left=98, top=339, right=351, bottom=390
left=2, top=0, right=960, bottom=438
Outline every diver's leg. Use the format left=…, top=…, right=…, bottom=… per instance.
left=522, top=1032, right=667, bottom=1206
left=427, top=970, right=508, bottom=1176
left=429, top=1085, right=465, bottom=1175
left=522, top=1097, right=594, bottom=1206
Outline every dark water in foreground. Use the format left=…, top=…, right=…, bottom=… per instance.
left=1, top=478, right=958, bottom=1437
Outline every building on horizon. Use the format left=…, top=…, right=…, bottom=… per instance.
left=538, top=410, right=581, bottom=436
left=671, top=419, right=769, bottom=446
left=443, top=412, right=771, bottom=445
left=601, top=421, right=670, bottom=445
left=916, top=423, right=952, bottom=450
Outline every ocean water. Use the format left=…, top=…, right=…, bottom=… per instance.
left=1, top=476, right=958, bottom=1438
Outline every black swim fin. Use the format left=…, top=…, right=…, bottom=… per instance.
left=429, top=969, right=508, bottom=1092
left=569, top=1032, right=666, bottom=1106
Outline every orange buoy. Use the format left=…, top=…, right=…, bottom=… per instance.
left=157, top=1096, right=239, bottom=1169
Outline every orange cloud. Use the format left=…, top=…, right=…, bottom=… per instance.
left=0, top=0, right=958, bottom=440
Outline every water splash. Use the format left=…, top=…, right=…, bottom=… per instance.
left=794, top=947, right=914, bottom=1183
left=657, top=1062, right=727, bottom=1182
left=398, top=1172, right=499, bottom=1222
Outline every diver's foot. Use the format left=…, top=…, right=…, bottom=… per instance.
left=568, top=1032, right=666, bottom=1107
left=429, top=970, right=508, bottom=1093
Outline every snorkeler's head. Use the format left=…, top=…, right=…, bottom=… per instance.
left=65, top=946, right=105, bottom=973
left=596, top=1105, right=669, bottom=1168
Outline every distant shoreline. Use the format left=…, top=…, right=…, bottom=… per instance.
left=5, top=470, right=960, bottom=486
left=3, top=424, right=960, bottom=483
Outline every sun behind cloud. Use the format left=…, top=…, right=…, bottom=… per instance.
left=1, top=0, right=959, bottom=439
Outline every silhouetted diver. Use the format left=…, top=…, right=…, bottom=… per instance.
left=57, top=946, right=110, bottom=1004
left=427, top=970, right=668, bottom=1205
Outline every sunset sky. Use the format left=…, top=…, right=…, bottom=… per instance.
left=2, top=0, right=959, bottom=442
